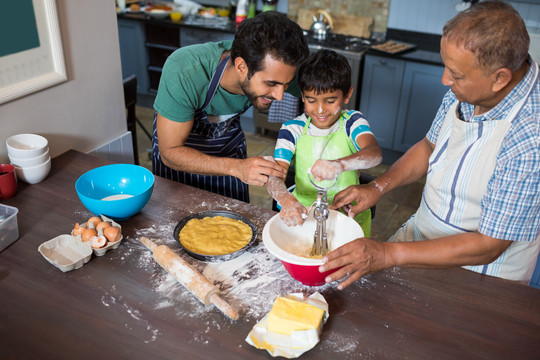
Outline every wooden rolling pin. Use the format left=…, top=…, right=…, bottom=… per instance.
left=140, top=237, right=239, bottom=320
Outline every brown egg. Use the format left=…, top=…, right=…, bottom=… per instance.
left=88, top=216, right=102, bottom=228
left=82, top=228, right=98, bottom=242
left=104, top=226, right=122, bottom=243
left=96, top=221, right=111, bottom=232
left=90, top=235, right=108, bottom=249
left=72, top=223, right=85, bottom=237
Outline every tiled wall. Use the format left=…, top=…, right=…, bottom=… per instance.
left=388, top=0, right=540, bottom=35
left=287, top=0, right=391, bottom=33
left=286, top=0, right=540, bottom=37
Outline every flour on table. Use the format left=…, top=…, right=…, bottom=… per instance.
left=99, top=209, right=399, bottom=350
left=126, top=221, right=336, bottom=321
left=100, top=285, right=160, bottom=343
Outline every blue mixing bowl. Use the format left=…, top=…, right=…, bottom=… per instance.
left=75, top=164, right=154, bottom=220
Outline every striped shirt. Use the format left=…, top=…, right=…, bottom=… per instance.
left=274, top=110, right=373, bottom=165
left=426, top=59, right=540, bottom=243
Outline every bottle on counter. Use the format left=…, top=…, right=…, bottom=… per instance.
left=248, top=0, right=256, bottom=18
left=236, top=0, right=249, bottom=24
left=262, top=0, right=278, bottom=12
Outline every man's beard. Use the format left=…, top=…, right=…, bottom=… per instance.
left=239, top=78, right=275, bottom=111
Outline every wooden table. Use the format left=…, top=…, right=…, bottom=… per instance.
left=1, top=150, right=539, bottom=359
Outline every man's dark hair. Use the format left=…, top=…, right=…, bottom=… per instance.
left=230, top=11, right=309, bottom=78
left=298, top=49, right=351, bottom=95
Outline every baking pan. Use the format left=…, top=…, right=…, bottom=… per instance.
left=173, top=210, right=258, bottom=262
left=370, top=40, right=416, bottom=55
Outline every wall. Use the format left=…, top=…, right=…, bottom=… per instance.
left=0, top=0, right=126, bottom=163
left=287, top=0, right=390, bottom=33
left=388, top=0, right=540, bottom=35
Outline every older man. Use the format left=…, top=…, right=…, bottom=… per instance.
left=323, top=1, right=540, bottom=289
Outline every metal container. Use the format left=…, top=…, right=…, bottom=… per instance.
left=309, top=10, right=333, bottom=40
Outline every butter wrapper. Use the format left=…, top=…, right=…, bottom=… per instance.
left=246, top=292, right=329, bottom=358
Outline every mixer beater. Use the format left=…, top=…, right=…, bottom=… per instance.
left=307, top=174, right=337, bottom=256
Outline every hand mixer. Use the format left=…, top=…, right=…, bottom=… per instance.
left=307, top=172, right=337, bottom=256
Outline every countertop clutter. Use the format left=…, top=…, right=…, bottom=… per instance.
left=1, top=150, right=539, bottom=359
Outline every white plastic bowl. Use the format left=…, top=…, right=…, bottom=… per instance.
left=9, top=148, right=50, bottom=168
left=6, top=134, right=49, bottom=159
left=14, top=157, right=51, bottom=184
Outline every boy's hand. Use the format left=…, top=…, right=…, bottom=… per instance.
left=311, top=159, right=343, bottom=181
left=279, top=196, right=307, bottom=227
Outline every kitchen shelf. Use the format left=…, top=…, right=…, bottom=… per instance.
left=146, top=43, right=178, bottom=68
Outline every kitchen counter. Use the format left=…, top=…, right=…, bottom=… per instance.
left=367, top=28, right=444, bottom=66
left=1, top=150, right=540, bottom=359
left=117, top=11, right=237, bottom=34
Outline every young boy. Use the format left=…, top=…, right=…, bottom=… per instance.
left=266, top=50, right=382, bottom=237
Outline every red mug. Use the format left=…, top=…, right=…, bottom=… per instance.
left=0, top=164, right=17, bottom=200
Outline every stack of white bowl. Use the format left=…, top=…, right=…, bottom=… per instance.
left=6, top=134, right=51, bottom=184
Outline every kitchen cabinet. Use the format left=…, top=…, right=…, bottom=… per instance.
left=360, top=54, right=447, bottom=159
left=145, top=23, right=181, bottom=94
left=180, top=27, right=234, bottom=47
left=117, top=18, right=150, bottom=95
left=117, top=17, right=234, bottom=97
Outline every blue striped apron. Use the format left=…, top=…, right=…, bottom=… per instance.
left=152, top=56, right=251, bottom=202
left=389, top=62, right=540, bottom=282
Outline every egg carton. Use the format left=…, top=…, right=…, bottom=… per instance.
left=73, top=215, right=123, bottom=257
left=38, top=215, right=123, bottom=272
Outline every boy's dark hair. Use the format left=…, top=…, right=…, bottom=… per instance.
left=231, top=11, right=309, bottom=78
left=298, top=49, right=351, bottom=95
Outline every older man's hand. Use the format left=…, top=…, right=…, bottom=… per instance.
left=319, top=237, right=388, bottom=290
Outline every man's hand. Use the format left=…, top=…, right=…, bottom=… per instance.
left=330, top=182, right=383, bottom=218
left=319, top=238, right=387, bottom=290
left=235, top=156, right=287, bottom=186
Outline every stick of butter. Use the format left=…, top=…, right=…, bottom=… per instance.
left=267, top=296, right=325, bottom=335
left=246, top=292, right=329, bottom=359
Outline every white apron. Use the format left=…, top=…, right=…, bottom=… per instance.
left=390, top=62, right=540, bottom=283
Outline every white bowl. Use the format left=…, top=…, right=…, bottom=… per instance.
left=14, top=157, right=51, bottom=184
left=9, top=148, right=50, bottom=168
left=6, top=134, right=49, bottom=159
left=145, top=9, right=171, bottom=19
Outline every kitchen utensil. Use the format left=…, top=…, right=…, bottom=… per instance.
left=309, top=10, right=334, bottom=40
left=6, top=133, right=48, bottom=159
left=297, top=9, right=372, bottom=39
left=0, top=164, right=17, bottom=200
left=140, top=237, right=239, bottom=320
left=13, top=158, right=51, bottom=185
left=306, top=173, right=337, bottom=257
left=75, top=164, right=154, bottom=220
left=173, top=210, right=257, bottom=262
left=262, top=209, right=363, bottom=286
left=8, top=148, right=50, bottom=168
left=370, top=40, right=415, bottom=55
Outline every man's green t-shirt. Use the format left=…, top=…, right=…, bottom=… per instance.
left=154, top=40, right=301, bottom=123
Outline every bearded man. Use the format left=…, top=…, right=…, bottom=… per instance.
left=152, top=11, right=308, bottom=202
